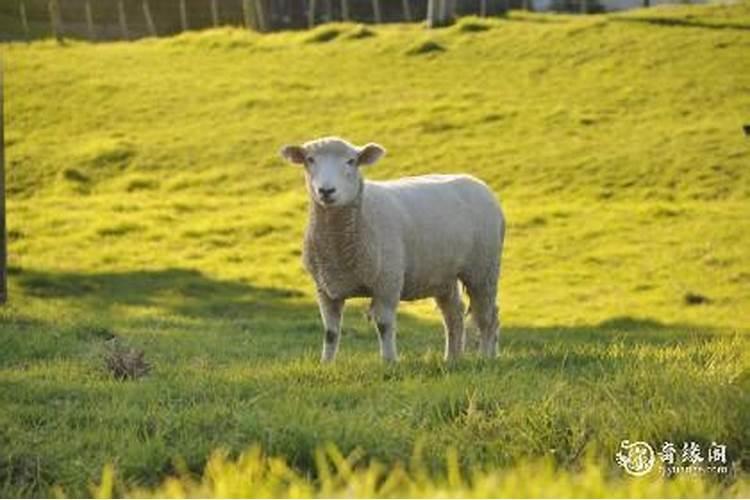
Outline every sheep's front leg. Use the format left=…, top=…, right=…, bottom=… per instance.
left=317, top=290, right=344, bottom=363
left=370, top=298, right=398, bottom=362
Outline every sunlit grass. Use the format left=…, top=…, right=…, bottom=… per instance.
left=86, top=445, right=749, bottom=498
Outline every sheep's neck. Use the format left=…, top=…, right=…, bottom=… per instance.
left=307, top=186, right=367, bottom=296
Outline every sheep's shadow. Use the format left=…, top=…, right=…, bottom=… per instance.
left=11, top=266, right=306, bottom=321
left=8, top=265, right=726, bottom=361
left=351, top=312, right=724, bottom=366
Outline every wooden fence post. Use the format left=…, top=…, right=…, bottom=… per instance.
left=307, top=0, right=316, bottom=28
left=48, top=0, right=63, bottom=42
left=117, top=0, right=129, bottom=39
left=372, top=0, right=382, bottom=23
left=480, top=0, right=487, bottom=16
left=402, top=0, right=412, bottom=21
left=19, top=0, right=30, bottom=41
left=242, top=0, right=255, bottom=30
left=210, top=0, right=219, bottom=26
left=441, top=0, right=450, bottom=21
left=254, top=0, right=267, bottom=31
left=242, top=0, right=250, bottom=28
left=340, top=0, right=349, bottom=20
left=84, top=0, right=96, bottom=40
left=428, top=0, right=443, bottom=27
left=428, top=0, right=453, bottom=26
left=179, top=0, right=188, bottom=31
left=0, top=62, right=6, bottom=305
left=242, top=0, right=258, bottom=30
left=143, top=0, right=157, bottom=36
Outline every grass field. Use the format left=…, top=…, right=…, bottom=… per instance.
left=2, top=1, right=750, bottom=496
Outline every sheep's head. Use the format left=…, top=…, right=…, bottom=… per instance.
left=280, top=137, right=385, bottom=208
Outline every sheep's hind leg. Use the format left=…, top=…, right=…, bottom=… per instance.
left=463, top=273, right=500, bottom=358
left=476, top=296, right=500, bottom=358
left=435, top=281, right=465, bottom=361
left=317, top=290, right=344, bottom=363
left=370, top=298, right=398, bottom=362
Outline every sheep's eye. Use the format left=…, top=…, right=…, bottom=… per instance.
left=346, top=158, right=355, bottom=166
left=306, top=157, right=315, bottom=164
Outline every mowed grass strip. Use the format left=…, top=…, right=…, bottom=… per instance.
left=1, top=1, right=749, bottom=496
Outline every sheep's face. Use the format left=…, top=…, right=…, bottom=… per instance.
left=280, top=138, right=385, bottom=208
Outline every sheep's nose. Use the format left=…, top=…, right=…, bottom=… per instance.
left=318, top=187, right=336, bottom=198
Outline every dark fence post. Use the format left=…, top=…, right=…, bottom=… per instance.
left=85, top=0, right=96, bottom=40
left=117, top=0, right=129, bottom=39
left=210, top=0, right=219, bottom=26
left=143, top=0, right=157, bottom=36
left=427, top=0, right=453, bottom=27
left=19, top=0, right=30, bottom=41
left=255, top=0, right=268, bottom=31
left=402, top=0, right=412, bottom=21
left=444, top=0, right=454, bottom=21
left=48, top=0, right=64, bottom=43
left=341, top=0, right=349, bottom=20
left=308, top=0, right=316, bottom=27
left=179, top=0, right=188, bottom=31
left=244, top=0, right=265, bottom=30
left=372, top=0, right=382, bottom=23
left=242, top=0, right=251, bottom=28
left=0, top=62, right=6, bottom=304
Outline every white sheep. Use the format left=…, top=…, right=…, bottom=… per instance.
left=280, top=137, right=505, bottom=362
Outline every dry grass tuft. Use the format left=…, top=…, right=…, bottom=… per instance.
left=104, top=340, right=151, bottom=381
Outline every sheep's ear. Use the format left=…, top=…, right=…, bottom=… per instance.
left=280, top=145, right=307, bottom=165
left=357, top=143, right=386, bottom=167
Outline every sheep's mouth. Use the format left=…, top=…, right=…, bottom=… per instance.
left=318, top=195, right=338, bottom=206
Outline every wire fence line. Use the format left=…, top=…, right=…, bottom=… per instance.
left=2, top=0, right=638, bottom=41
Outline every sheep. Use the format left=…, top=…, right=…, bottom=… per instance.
left=279, top=137, right=505, bottom=362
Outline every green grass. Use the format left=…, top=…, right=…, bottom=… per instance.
left=2, top=1, right=750, bottom=496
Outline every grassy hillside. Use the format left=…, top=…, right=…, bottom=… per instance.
left=2, top=1, right=750, bottom=496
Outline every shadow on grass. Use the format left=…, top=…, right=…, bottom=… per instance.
left=12, top=266, right=306, bottom=320
left=504, top=15, right=569, bottom=24
left=611, top=16, right=750, bottom=31
left=253, top=314, right=724, bottom=385
left=502, top=315, right=718, bottom=347
left=10, top=266, right=722, bottom=347
left=7, top=266, right=728, bottom=371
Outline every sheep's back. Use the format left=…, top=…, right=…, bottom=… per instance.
left=364, top=175, right=503, bottom=299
